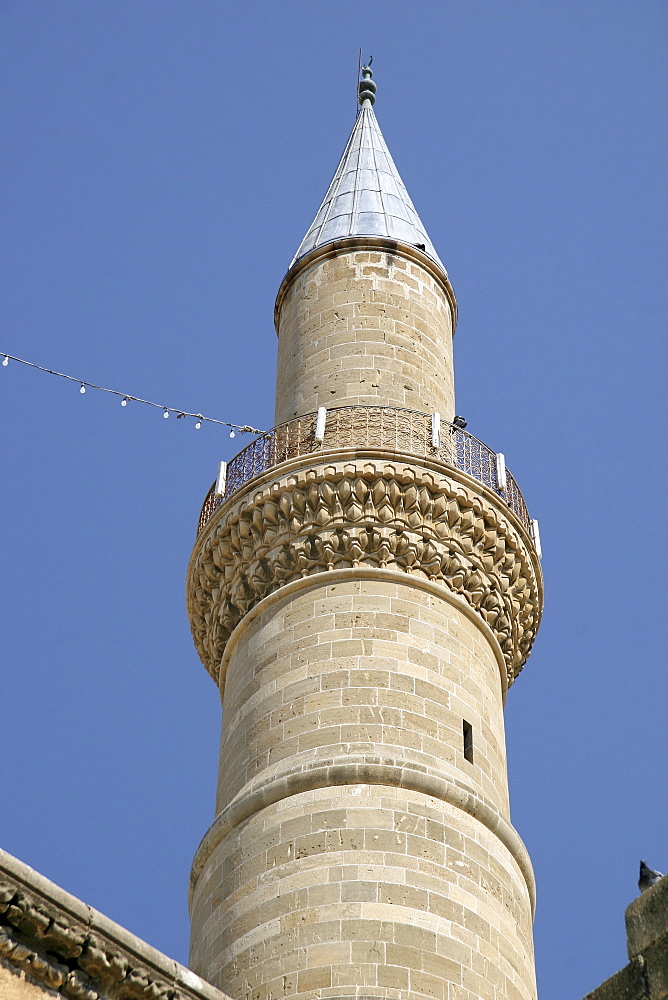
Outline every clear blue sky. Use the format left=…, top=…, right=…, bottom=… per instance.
left=1, top=4, right=666, bottom=999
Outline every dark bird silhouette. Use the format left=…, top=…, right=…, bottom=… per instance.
left=414, top=243, right=426, bottom=251
left=453, top=415, right=467, bottom=429
left=639, top=860, right=663, bottom=892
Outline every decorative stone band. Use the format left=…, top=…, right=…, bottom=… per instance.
left=274, top=236, right=458, bottom=334
left=0, top=849, right=230, bottom=1000
left=189, top=756, right=536, bottom=919
left=187, top=456, right=543, bottom=688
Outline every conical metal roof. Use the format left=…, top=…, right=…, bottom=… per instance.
left=290, top=66, right=446, bottom=277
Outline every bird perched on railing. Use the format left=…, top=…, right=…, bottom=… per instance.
left=639, top=860, right=663, bottom=892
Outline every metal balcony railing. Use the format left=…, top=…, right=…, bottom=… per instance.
left=197, top=405, right=530, bottom=534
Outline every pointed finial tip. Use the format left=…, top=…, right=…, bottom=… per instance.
left=358, top=57, right=376, bottom=107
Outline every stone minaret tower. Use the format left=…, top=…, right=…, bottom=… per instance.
left=187, top=66, right=543, bottom=1000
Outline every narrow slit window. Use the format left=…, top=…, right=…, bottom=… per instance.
left=463, top=720, right=474, bottom=763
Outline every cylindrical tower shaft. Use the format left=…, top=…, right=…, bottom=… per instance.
left=274, top=244, right=456, bottom=423
left=187, top=65, right=542, bottom=1000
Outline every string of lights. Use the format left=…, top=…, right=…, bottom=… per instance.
left=1, top=353, right=264, bottom=437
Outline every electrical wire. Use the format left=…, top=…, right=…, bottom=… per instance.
left=1, top=353, right=264, bottom=435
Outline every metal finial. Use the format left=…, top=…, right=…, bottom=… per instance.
left=358, top=57, right=376, bottom=107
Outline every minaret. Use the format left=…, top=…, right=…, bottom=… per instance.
left=187, top=65, right=543, bottom=1000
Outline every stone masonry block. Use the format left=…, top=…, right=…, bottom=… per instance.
left=627, top=877, right=668, bottom=958
left=645, top=936, right=668, bottom=999
left=297, top=966, right=331, bottom=991
left=584, top=957, right=648, bottom=1000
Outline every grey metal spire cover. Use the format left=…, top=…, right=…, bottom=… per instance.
left=291, top=104, right=446, bottom=276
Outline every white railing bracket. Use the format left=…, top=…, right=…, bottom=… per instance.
left=530, top=519, right=542, bottom=559
left=495, top=453, right=507, bottom=492
left=431, top=412, right=441, bottom=449
left=215, top=461, right=227, bottom=496
left=314, top=407, right=327, bottom=443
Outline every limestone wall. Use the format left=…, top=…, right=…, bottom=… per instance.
left=189, top=578, right=536, bottom=1000
left=585, top=874, right=668, bottom=1000
left=191, top=785, right=535, bottom=1000
left=274, top=248, right=455, bottom=423
left=214, top=579, right=511, bottom=821
left=0, top=964, right=53, bottom=1000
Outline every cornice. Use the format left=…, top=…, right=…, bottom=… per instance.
left=274, top=237, right=458, bottom=335
left=0, top=848, right=229, bottom=1000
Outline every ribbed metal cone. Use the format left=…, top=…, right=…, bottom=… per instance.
left=290, top=104, right=447, bottom=276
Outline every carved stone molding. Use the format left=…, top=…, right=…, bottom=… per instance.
left=189, top=753, right=536, bottom=918
left=187, top=459, right=542, bottom=688
left=0, top=849, right=229, bottom=1000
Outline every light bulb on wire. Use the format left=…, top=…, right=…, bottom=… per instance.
left=0, top=351, right=263, bottom=437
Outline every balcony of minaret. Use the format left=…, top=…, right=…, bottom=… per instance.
left=197, top=408, right=532, bottom=534
left=190, top=406, right=541, bottom=702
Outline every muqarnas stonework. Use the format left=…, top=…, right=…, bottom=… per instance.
left=187, top=459, right=541, bottom=688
